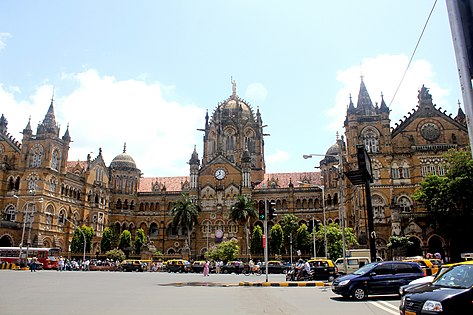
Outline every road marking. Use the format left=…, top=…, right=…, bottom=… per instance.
left=369, top=300, right=399, bottom=314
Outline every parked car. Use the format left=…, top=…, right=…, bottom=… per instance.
left=165, top=259, right=191, bottom=273
left=331, top=261, right=424, bottom=300
left=121, top=260, right=144, bottom=272
left=309, top=258, right=338, bottom=282
left=261, top=261, right=290, bottom=274
left=403, top=257, right=439, bottom=276
left=220, top=261, right=244, bottom=274
left=400, top=263, right=473, bottom=314
left=335, top=257, right=370, bottom=275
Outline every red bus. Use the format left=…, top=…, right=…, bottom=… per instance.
left=0, top=247, right=60, bottom=269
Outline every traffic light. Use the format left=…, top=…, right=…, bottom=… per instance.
left=258, top=206, right=265, bottom=220
left=268, top=201, right=276, bottom=220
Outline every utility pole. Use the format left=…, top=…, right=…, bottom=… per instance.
left=264, top=199, right=269, bottom=282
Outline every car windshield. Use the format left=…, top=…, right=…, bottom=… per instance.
left=433, top=265, right=473, bottom=289
left=352, top=262, right=377, bottom=275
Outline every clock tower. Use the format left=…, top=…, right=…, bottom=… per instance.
left=190, top=80, right=267, bottom=250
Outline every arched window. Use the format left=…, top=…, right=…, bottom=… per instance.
left=51, top=149, right=60, bottom=170
left=372, top=160, right=382, bottom=181
left=391, top=162, right=400, bottom=179
left=49, top=176, right=57, bottom=193
left=372, top=195, right=386, bottom=223
left=398, top=196, right=412, bottom=212
left=362, top=127, right=380, bottom=153
left=58, top=209, right=66, bottom=227
left=27, top=174, right=39, bottom=191
left=29, top=144, right=44, bottom=168
left=149, top=223, right=159, bottom=237
left=5, top=205, right=16, bottom=222
left=45, top=205, right=54, bottom=230
left=8, top=177, right=15, bottom=191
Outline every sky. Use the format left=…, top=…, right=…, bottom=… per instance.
left=0, top=0, right=462, bottom=177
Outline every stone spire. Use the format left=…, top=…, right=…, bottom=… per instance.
left=356, top=76, right=375, bottom=114
left=454, top=99, right=467, bottom=125
left=37, top=97, right=60, bottom=136
left=380, top=92, right=389, bottom=113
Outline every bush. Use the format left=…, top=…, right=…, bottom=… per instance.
left=105, top=249, right=126, bottom=262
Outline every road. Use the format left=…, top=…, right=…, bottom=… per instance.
left=0, top=270, right=401, bottom=315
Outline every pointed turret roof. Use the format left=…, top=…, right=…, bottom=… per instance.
left=380, top=92, right=389, bottom=113
left=189, top=145, right=200, bottom=165
left=23, top=116, right=32, bottom=136
left=62, top=123, right=71, bottom=142
left=454, top=100, right=466, bottom=125
left=37, top=98, right=60, bottom=136
left=356, top=76, right=375, bottom=114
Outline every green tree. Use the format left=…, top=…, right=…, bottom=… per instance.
left=387, top=236, right=413, bottom=258
left=279, top=214, right=299, bottom=253
left=320, top=223, right=358, bottom=261
left=296, top=223, right=311, bottom=255
left=100, top=227, right=114, bottom=253
left=118, top=230, right=132, bottom=256
left=250, top=225, right=263, bottom=255
left=105, top=249, right=126, bottom=262
left=71, top=225, right=94, bottom=254
left=170, top=193, right=199, bottom=251
left=134, top=228, right=146, bottom=255
left=413, top=148, right=473, bottom=260
left=205, top=239, right=240, bottom=262
left=270, top=223, right=284, bottom=255
left=229, top=195, right=257, bottom=260
left=153, top=250, right=163, bottom=261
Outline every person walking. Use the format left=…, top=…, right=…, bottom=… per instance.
left=30, top=257, right=37, bottom=272
left=203, top=260, right=210, bottom=277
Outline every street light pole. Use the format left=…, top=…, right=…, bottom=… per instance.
left=303, top=151, right=347, bottom=274
left=312, top=217, right=316, bottom=259
left=66, top=217, right=86, bottom=262
left=13, top=194, right=29, bottom=263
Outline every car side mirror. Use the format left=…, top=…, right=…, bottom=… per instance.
left=369, top=272, right=377, bottom=277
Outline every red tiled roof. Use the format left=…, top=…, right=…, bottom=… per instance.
left=139, top=176, right=189, bottom=192
left=66, top=160, right=87, bottom=173
left=255, top=172, right=321, bottom=189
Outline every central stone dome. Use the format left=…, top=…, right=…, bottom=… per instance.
left=110, top=144, right=137, bottom=169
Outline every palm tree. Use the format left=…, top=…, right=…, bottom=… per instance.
left=229, top=195, right=257, bottom=261
left=170, top=193, right=199, bottom=256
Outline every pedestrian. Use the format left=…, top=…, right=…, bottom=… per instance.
left=58, top=256, right=64, bottom=271
left=203, top=260, right=210, bottom=277
left=30, top=257, right=37, bottom=272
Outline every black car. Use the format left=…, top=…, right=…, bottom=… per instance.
left=121, top=260, right=144, bottom=272
left=331, top=261, right=424, bottom=300
left=261, top=261, right=290, bottom=274
left=220, top=261, right=244, bottom=274
left=400, top=263, right=473, bottom=314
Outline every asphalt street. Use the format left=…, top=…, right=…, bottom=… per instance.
left=0, top=270, right=401, bottom=315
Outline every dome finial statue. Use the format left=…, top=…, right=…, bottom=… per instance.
left=231, top=76, right=236, bottom=97
left=123, top=142, right=127, bottom=153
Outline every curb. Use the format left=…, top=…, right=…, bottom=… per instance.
left=0, top=262, right=17, bottom=270
left=239, top=281, right=330, bottom=287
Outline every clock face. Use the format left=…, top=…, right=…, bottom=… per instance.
left=421, top=122, right=441, bottom=141
left=214, top=168, right=226, bottom=180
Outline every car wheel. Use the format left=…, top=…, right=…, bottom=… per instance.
left=328, top=276, right=335, bottom=282
left=223, top=269, right=228, bottom=274
left=352, top=287, right=367, bottom=301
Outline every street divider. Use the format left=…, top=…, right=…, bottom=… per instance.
left=239, top=281, right=329, bottom=287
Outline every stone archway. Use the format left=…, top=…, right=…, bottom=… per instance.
left=428, top=235, right=445, bottom=260
left=0, top=234, right=13, bottom=247
left=406, top=236, right=423, bottom=257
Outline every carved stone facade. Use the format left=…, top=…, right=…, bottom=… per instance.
left=341, top=79, right=469, bottom=259
left=0, top=80, right=469, bottom=260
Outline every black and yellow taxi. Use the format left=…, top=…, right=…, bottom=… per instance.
left=308, top=258, right=338, bottom=282
left=165, top=259, right=191, bottom=273
left=403, top=257, right=439, bottom=276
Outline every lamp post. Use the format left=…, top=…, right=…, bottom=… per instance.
left=13, top=190, right=40, bottom=263
left=297, top=181, right=328, bottom=259
left=65, top=217, right=86, bottom=262
left=312, top=217, right=316, bottom=259
left=303, top=151, right=347, bottom=274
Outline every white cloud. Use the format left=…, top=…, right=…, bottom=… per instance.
left=1, top=69, right=205, bottom=176
left=245, top=82, right=268, bottom=103
left=266, top=149, right=290, bottom=165
left=0, top=33, right=11, bottom=51
left=327, top=54, right=450, bottom=132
